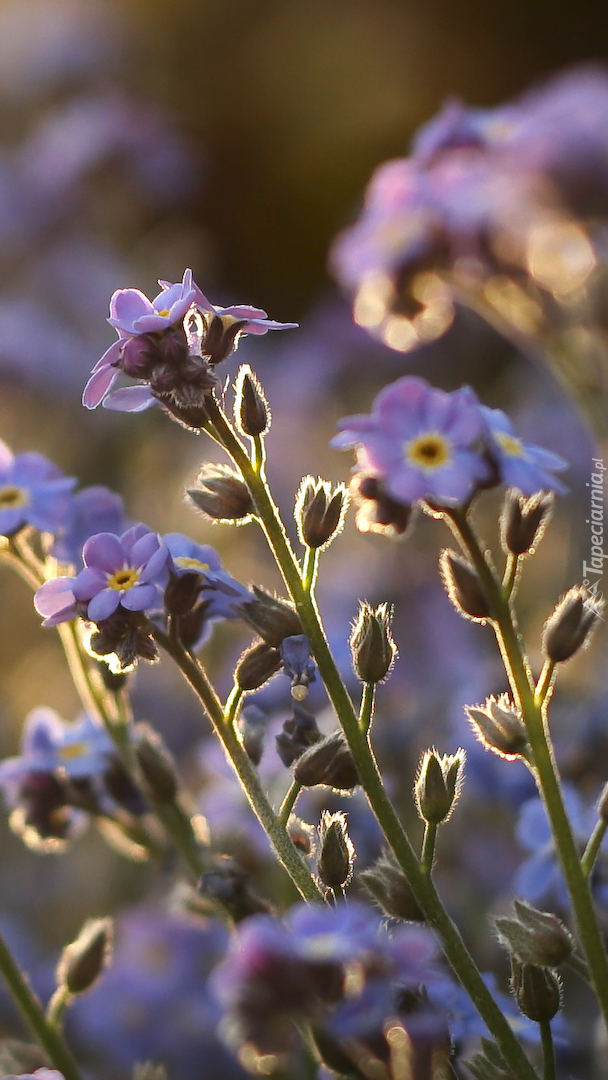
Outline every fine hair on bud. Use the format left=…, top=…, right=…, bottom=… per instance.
left=542, top=585, right=603, bottom=663
left=439, top=549, right=490, bottom=622
left=510, top=959, right=562, bottom=1022
left=360, top=851, right=425, bottom=921
left=187, top=462, right=253, bottom=523
left=500, top=490, right=554, bottom=557
left=293, top=731, right=359, bottom=792
left=316, top=810, right=355, bottom=892
left=294, top=476, right=348, bottom=550
left=236, top=640, right=282, bottom=690
left=415, top=748, right=465, bottom=825
left=350, top=600, right=397, bottom=684
left=465, top=694, right=528, bottom=759
left=238, top=586, right=303, bottom=646
left=57, top=917, right=113, bottom=995
left=234, top=364, right=270, bottom=437
left=495, top=899, right=573, bottom=968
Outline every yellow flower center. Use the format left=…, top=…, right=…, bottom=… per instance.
left=59, top=742, right=87, bottom=761
left=157, top=308, right=171, bottom=317
left=174, top=556, right=210, bottom=573
left=0, top=485, right=28, bottom=508
left=108, top=567, right=139, bottom=591
left=495, top=432, right=525, bottom=458
left=405, top=433, right=451, bottom=471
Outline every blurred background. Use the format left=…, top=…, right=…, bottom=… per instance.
left=0, top=1, right=607, bottom=1077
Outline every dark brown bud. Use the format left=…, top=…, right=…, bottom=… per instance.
left=187, top=463, right=253, bottom=523
left=465, top=694, right=528, bottom=759
left=57, top=917, right=113, bottom=995
left=294, top=731, right=359, bottom=792
left=349, top=472, right=415, bottom=538
left=295, top=476, right=348, bottom=550
left=350, top=600, right=397, bottom=684
left=235, top=640, right=282, bottom=690
left=415, top=748, right=465, bottom=825
left=276, top=703, right=322, bottom=766
left=360, top=852, right=425, bottom=922
left=511, top=959, right=562, bottom=1022
left=501, top=490, right=554, bottom=557
left=317, top=810, right=355, bottom=892
left=156, top=395, right=215, bottom=432
left=135, top=726, right=178, bottom=804
left=234, top=365, right=270, bottom=436
left=164, top=570, right=204, bottom=618
left=238, top=586, right=303, bottom=647
left=542, top=586, right=602, bottom=663
left=495, top=900, right=573, bottom=968
left=440, top=549, right=490, bottom=622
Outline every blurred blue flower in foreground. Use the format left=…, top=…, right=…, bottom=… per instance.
left=51, top=486, right=126, bottom=569
left=0, top=439, right=75, bottom=537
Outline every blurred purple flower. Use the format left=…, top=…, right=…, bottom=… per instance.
left=333, top=375, right=489, bottom=505
left=5, top=1072, right=66, bottom=1080
left=481, top=406, right=568, bottom=495
left=0, top=439, right=75, bottom=536
left=51, top=485, right=126, bottom=568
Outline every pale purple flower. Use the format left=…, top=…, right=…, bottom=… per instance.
left=0, top=438, right=75, bottom=536
left=481, top=407, right=568, bottom=495
left=333, top=375, right=489, bottom=505
left=51, top=484, right=126, bottom=568
left=185, top=278, right=299, bottom=337
left=164, top=532, right=253, bottom=619
left=34, top=524, right=169, bottom=626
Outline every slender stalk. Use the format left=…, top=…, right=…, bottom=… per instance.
left=535, top=659, right=556, bottom=709
left=302, top=547, right=319, bottom=594
left=540, top=1019, right=556, bottom=1080
left=421, top=823, right=438, bottom=874
left=359, top=683, right=376, bottom=734
left=446, top=508, right=608, bottom=1032
left=46, top=985, right=71, bottom=1029
left=502, top=553, right=520, bottom=599
left=0, top=928, right=83, bottom=1080
left=278, top=779, right=301, bottom=825
left=566, top=951, right=592, bottom=985
left=153, top=626, right=323, bottom=903
left=204, top=397, right=539, bottom=1080
left=224, top=684, right=244, bottom=726
left=582, top=817, right=608, bottom=879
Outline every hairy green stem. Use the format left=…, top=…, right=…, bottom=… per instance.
left=46, top=985, right=71, bottom=1029
left=302, top=547, right=319, bottom=594
left=224, top=684, right=244, bottom=726
left=534, top=659, right=556, bottom=708
left=278, top=779, right=301, bottom=826
left=421, top=823, right=438, bottom=874
left=502, top=553, right=520, bottom=599
left=540, top=1019, right=556, bottom=1080
left=446, top=509, right=608, bottom=1033
left=0, top=929, right=83, bottom=1080
left=582, top=818, right=608, bottom=879
left=359, top=683, right=376, bottom=734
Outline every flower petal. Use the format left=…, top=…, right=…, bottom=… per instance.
left=87, top=589, right=121, bottom=622
left=82, top=533, right=125, bottom=573
left=103, top=386, right=156, bottom=412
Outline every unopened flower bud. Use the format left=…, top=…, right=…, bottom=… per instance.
left=134, top=726, right=178, bottom=804
left=501, top=491, right=554, bottom=557
left=295, top=477, right=348, bottom=550
left=237, top=705, right=267, bottom=766
left=495, top=900, right=573, bottom=967
left=280, top=634, right=316, bottom=700
left=542, top=586, right=602, bottom=663
left=236, top=640, right=282, bottom=690
left=317, top=810, right=355, bottom=892
left=164, top=569, right=204, bottom=618
left=360, top=852, right=425, bottom=922
left=234, top=365, right=270, bottom=436
left=415, top=748, right=465, bottom=825
left=287, top=814, right=315, bottom=855
left=350, top=601, right=397, bottom=684
left=57, top=917, right=112, bottom=995
left=238, top=587, right=303, bottom=647
left=157, top=395, right=215, bottom=432
left=440, top=550, right=490, bottom=622
left=275, top=703, right=322, bottom=766
left=199, top=856, right=272, bottom=922
left=349, top=472, right=415, bottom=538
left=187, top=463, right=253, bottom=523
left=511, top=959, right=562, bottom=1022
left=294, top=731, right=359, bottom=792
left=465, top=694, right=528, bottom=759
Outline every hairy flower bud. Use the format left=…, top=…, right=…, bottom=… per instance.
left=57, top=917, right=113, bottom=996
left=287, top=814, right=315, bottom=855
left=501, top=491, right=554, bottom=557
left=349, top=472, right=415, bottom=538
left=135, top=726, right=178, bottom=804
left=350, top=601, right=397, bottom=684
left=238, top=587, right=303, bottom=647
left=294, top=731, right=359, bottom=792
left=276, top=703, right=322, bottom=766
left=542, top=586, right=602, bottom=662
left=495, top=900, right=573, bottom=968
left=465, top=694, right=529, bottom=759
left=415, top=748, right=465, bottom=824
left=164, top=569, right=204, bottom=618
left=187, top=463, right=253, bottom=523
left=295, top=477, right=348, bottom=550
left=511, top=959, right=562, bottom=1022
left=440, top=550, right=490, bottom=622
left=234, top=365, right=270, bottom=437
left=317, top=810, right=355, bottom=892
left=236, top=640, right=282, bottom=691
left=360, top=852, right=425, bottom=921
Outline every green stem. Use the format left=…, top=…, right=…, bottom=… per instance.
left=204, top=397, right=539, bottom=1080
left=302, top=547, right=319, bottom=594
left=46, top=984, right=71, bottom=1029
left=224, top=684, right=244, bottom=726
left=565, top=951, right=592, bottom=985
left=278, top=779, right=301, bottom=826
left=502, top=553, right=520, bottom=599
left=446, top=509, right=608, bottom=1034
left=153, top=626, right=323, bottom=903
left=540, top=1019, right=556, bottom=1080
left=358, top=683, right=376, bottom=734
left=421, top=823, right=438, bottom=874
left=0, top=929, right=83, bottom=1080
left=582, top=817, right=608, bottom=879
left=534, top=659, right=556, bottom=709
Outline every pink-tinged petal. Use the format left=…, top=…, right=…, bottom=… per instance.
left=0, top=438, right=14, bottom=473
left=103, top=386, right=156, bottom=412
left=139, top=544, right=170, bottom=582
left=243, top=319, right=299, bottom=334
left=34, top=577, right=76, bottom=618
left=91, top=338, right=123, bottom=374
left=220, top=304, right=269, bottom=320
left=120, top=583, right=158, bottom=611
left=192, top=283, right=216, bottom=312
left=130, top=531, right=161, bottom=567
left=82, top=365, right=119, bottom=409
left=87, top=589, right=121, bottom=622
left=109, top=288, right=155, bottom=332
left=83, top=533, right=125, bottom=573
left=72, top=567, right=108, bottom=601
